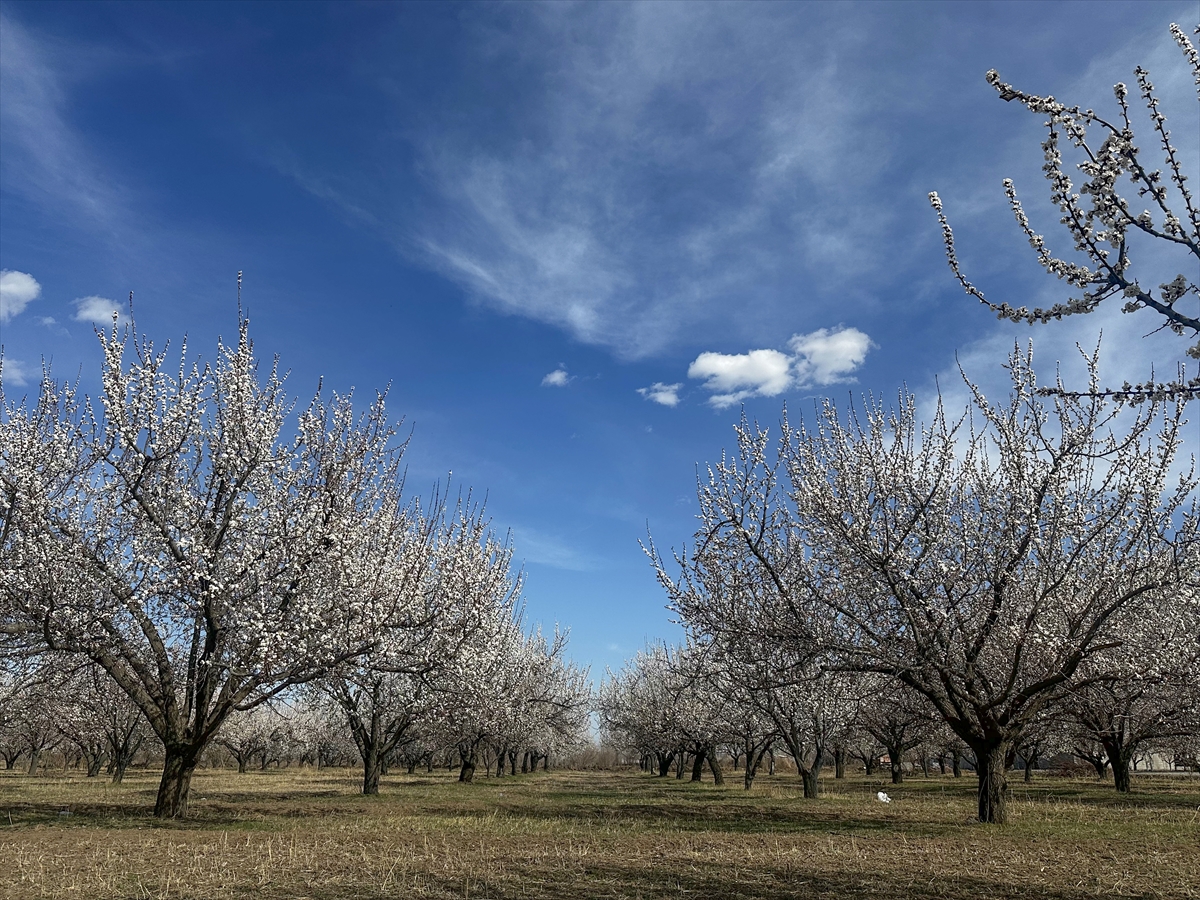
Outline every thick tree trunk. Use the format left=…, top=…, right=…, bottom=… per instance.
left=363, top=749, right=382, bottom=795
left=1107, top=744, right=1133, bottom=793
left=86, top=752, right=105, bottom=778
left=951, top=751, right=961, bottom=778
left=800, top=765, right=819, bottom=799
left=834, top=747, right=846, bottom=779
left=690, top=748, right=706, bottom=782
left=656, top=751, right=674, bottom=777
left=26, top=750, right=40, bottom=776
left=974, top=742, right=1011, bottom=824
left=458, top=743, right=477, bottom=783
left=155, top=747, right=200, bottom=818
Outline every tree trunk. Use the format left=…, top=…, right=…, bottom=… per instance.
left=458, top=743, right=477, bottom=783
left=26, top=750, right=40, bottom=776
left=1107, top=744, right=1133, bottom=793
left=155, top=747, right=200, bottom=818
left=834, top=747, right=846, bottom=779
left=86, top=752, right=105, bottom=778
left=363, top=749, right=382, bottom=795
left=974, top=742, right=1011, bottom=824
left=800, top=765, right=819, bottom=799
left=951, top=750, right=961, bottom=778
left=708, top=751, right=724, bottom=786
left=690, top=748, right=706, bottom=782
left=657, top=751, right=673, bottom=777
left=888, top=749, right=904, bottom=784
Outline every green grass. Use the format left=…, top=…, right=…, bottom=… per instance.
left=1, top=766, right=1197, bottom=899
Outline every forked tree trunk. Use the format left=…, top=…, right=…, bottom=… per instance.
left=707, top=751, right=724, bottom=785
left=973, top=742, right=1011, bottom=824
left=1105, top=741, right=1134, bottom=793
left=155, top=746, right=201, bottom=818
left=85, top=752, right=105, bottom=778
left=656, top=751, right=674, bottom=777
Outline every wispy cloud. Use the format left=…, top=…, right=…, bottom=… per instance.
left=407, top=5, right=894, bottom=359
left=0, top=270, right=40, bottom=322
left=512, top=525, right=599, bottom=572
left=637, top=382, right=682, bottom=407
left=0, top=14, right=128, bottom=234
left=688, top=326, right=873, bottom=408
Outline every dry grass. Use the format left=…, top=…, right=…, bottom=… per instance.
left=1, top=766, right=1197, bottom=899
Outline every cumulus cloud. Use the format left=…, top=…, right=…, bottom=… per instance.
left=73, top=295, right=122, bottom=326
left=0, top=269, right=40, bottom=322
left=688, top=349, right=792, bottom=408
left=637, top=382, right=682, bottom=407
left=789, top=327, right=875, bottom=385
left=689, top=325, right=873, bottom=408
left=541, top=367, right=570, bottom=387
left=0, top=357, right=32, bottom=387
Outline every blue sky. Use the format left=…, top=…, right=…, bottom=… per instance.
left=2, top=1, right=1197, bottom=675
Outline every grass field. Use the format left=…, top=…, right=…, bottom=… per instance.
left=1, top=766, right=1197, bottom=899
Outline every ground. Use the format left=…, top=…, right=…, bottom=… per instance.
left=1, top=766, right=1197, bottom=899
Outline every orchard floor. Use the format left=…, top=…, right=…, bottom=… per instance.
left=1, top=767, right=1197, bottom=900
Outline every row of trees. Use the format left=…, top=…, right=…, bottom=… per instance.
left=630, top=23, right=1200, bottom=825
left=641, top=348, right=1197, bottom=824
left=599, top=638, right=1199, bottom=799
left=1, top=313, right=587, bottom=816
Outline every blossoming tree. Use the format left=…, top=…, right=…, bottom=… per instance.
left=672, top=347, right=1197, bottom=823
left=1, top=317, right=425, bottom=817
left=930, top=23, right=1199, bottom=401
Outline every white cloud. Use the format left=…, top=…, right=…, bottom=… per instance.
left=789, top=326, right=875, bottom=385
left=688, top=349, right=792, bottom=408
left=541, top=367, right=570, bottom=387
left=0, top=357, right=32, bottom=387
left=73, top=295, right=121, bottom=326
left=0, top=269, right=40, bottom=322
left=35, top=316, right=57, bottom=326
left=689, top=325, right=874, bottom=408
left=637, top=382, right=682, bottom=407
